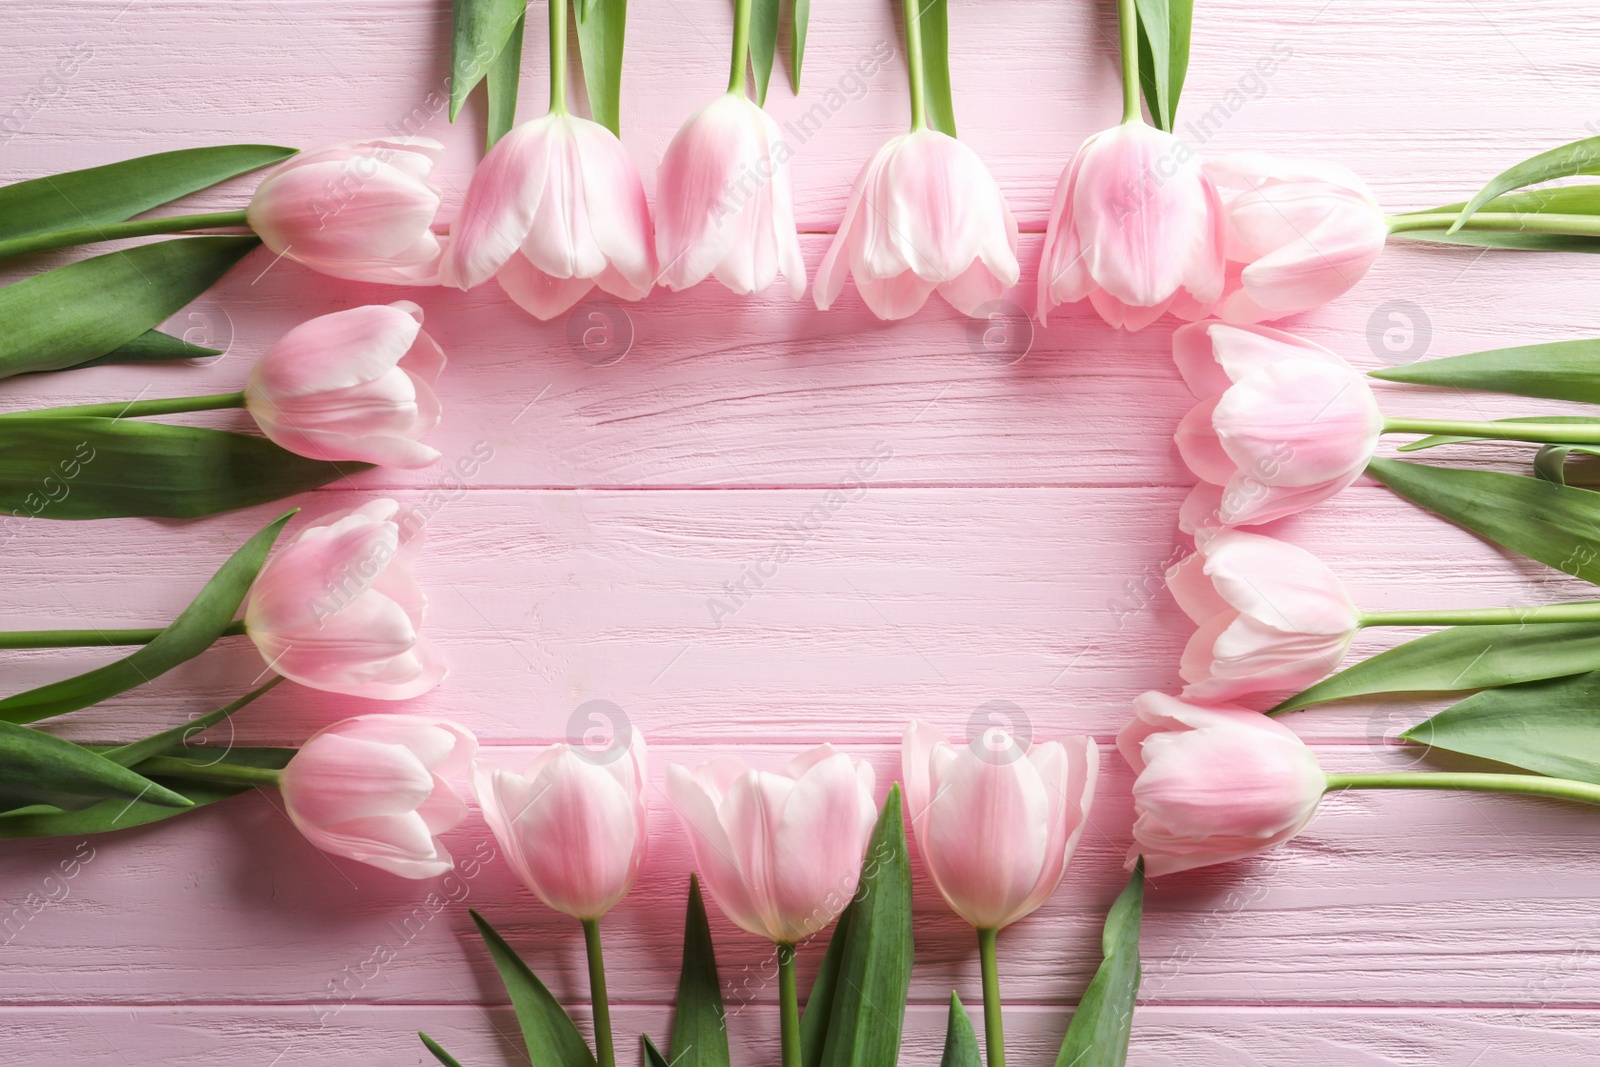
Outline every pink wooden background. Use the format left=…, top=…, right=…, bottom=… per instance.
left=5, top=0, right=1600, bottom=1062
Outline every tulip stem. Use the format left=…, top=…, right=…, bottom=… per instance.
left=131, top=755, right=282, bottom=787
left=976, top=927, right=1006, bottom=1067
left=901, top=0, right=928, bottom=131
left=1117, top=0, right=1141, bottom=124
left=1360, top=601, right=1600, bottom=628
left=1383, top=416, right=1600, bottom=446
left=777, top=942, right=802, bottom=1067
left=0, top=392, right=248, bottom=421
left=0, top=210, right=252, bottom=261
left=581, top=918, right=616, bottom=1067
left=1386, top=212, right=1600, bottom=238
left=548, top=0, right=568, bottom=114
left=1326, top=771, right=1600, bottom=807
left=0, top=619, right=247, bottom=648
left=727, top=0, right=752, bottom=96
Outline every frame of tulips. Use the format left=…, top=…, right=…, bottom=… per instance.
left=7, top=0, right=1600, bottom=1064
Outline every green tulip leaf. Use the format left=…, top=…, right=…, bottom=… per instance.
left=937, top=993, right=982, bottom=1067
left=749, top=0, right=780, bottom=106
left=1402, top=671, right=1600, bottom=785
left=1392, top=416, right=1600, bottom=452
left=1134, top=0, right=1193, bottom=131
left=1387, top=228, right=1600, bottom=253
left=0, top=417, right=366, bottom=520
left=1534, top=445, right=1600, bottom=487
left=0, top=237, right=258, bottom=378
left=1270, top=616, right=1600, bottom=714
left=485, top=11, right=526, bottom=151
left=1450, top=136, right=1600, bottom=234
left=0, top=720, right=192, bottom=813
left=815, top=783, right=912, bottom=1067
left=1054, top=860, right=1144, bottom=1067
left=0, top=747, right=292, bottom=839
left=916, top=0, right=957, bottom=138
left=56, top=329, right=221, bottom=373
left=468, top=910, right=598, bottom=1067
left=575, top=0, right=628, bottom=137
left=451, top=0, right=529, bottom=124
left=1366, top=459, right=1600, bottom=586
left=1405, top=186, right=1600, bottom=218
left=799, top=896, right=853, bottom=1067
left=1373, top=339, right=1600, bottom=405
left=642, top=1035, right=671, bottom=1067
left=101, top=679, right=283, bottom=770
left=420, top=1033, right=469, bottom=1067
left=791, top=0, right=810, bottom=93
left=0, top=145, right=293, bottom=249
left=670, top=874, right=731, bottom=1067
left=0, top=511, right=293, bottom=725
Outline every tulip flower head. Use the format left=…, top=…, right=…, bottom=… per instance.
left=1207, top=153, right=1389, bottom=325
left=666, top=745, right=876, bottom=944
left=1038, top=121, right=1226, bottom=330
left=473, top=728, right=649, bottom=920
left=443, top=113, right=656, bottom=320
left=244, top=302, right=444, bottom=470
left=1169, top=531, right=1360, bottom=704
left=901, top=720, right=1098, bottom=930
left=244, top=499, right=447, bottom=700
left=1120, top=692, right=1326, bottom=876
left=1173, top=321, right=1383, bottom=528
left=655, top=92, right=806, bottom=299
left=246, top=138, right=446, bottom=285
left=279, top=714, right=476, bottom=878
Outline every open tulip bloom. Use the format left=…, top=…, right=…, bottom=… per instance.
left=1174, top=320, right=1600, bottom=530
left=902, top=720, right=1098, bottom=1067
left=813, top=0, right=1018, bottom=320
left=443, top=0, right=656, bottom=320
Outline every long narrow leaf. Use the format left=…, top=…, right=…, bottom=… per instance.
left=0, top=145, right=293, bottom=246
left=916, top=0, right=957, bottom=138
left=420, top=1033, right=469, bottom=1067
left=1402, top=672, right=1600, bottom=784
left=642, top=1036, right=671, bottom=1067
left=1451, top=136, right=1600, bottom=233
left=0, top=721, right=191, bottom=812
left=1054, top=861, right=1144, bottom=1067
left=670, top=874, right=731, bottom=1067
left=1270, top=617, right=1600, bottom=714
left=102, top=678, right=282, bottom=768
left=799, top=898, right=853, bottom=1067
left=938, top=993, right=981, bottom=1067
left=451, top=0, right=530, bottom=122
left=749, top=0, right=781, bottom=106
left=576, top=0, right=628, bottom=137
left=485, top=12, right=526, bottom=150
left=73, top=329, right=222, bottom=370
left=790, top=0, right=810, bottom=92
left=0, top=511, right=294, bottom=725
left=1133, top=0, right=1191, bottom=130
left=1389, top=228, right=1600, bottom=253
left=469, top=910, right=597, bottom=1067
left=1373, top=338, right=1600, bottom=403
left=0, top=237, right=258, bottom=378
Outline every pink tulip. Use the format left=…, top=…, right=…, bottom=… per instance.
left=244, top=499, right=448, bottom=700
left=901, top=720, right=1097, bottom=930
left=246, top=138, right=446, bottom=284
left=243, top=302, right=444, bottom=470
left=1119, top=692, right=1325, bottom=876
left=1207, top=153, right=1389, bottom=324
left=279, top=714, right=476, bottom=878
left=442, top=114, right=656, bottom=320
left=814, top=130, right=1019, bottom=320
left=666, top=745, right=876, bottom=943
left=1169, top=531, right=1359, bottom=704
left=655, top=93, right=806, bottom=299
left=1173, top=321, right=1383, bottom=527
left=473, top=729, right=648, bottom=920
left=1037, top=122, right=1225, bottom=330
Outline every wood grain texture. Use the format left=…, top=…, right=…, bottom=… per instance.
left=5, top=0, right=1600, bottom=1062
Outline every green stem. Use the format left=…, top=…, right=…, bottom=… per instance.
left=1387, top=211, right=1600, bottom=237
left=0, top=619, right=247, bottom=649
left=582, top=918, right=615, bottom=1067
left=1383, top=415, right=1600, bottom=446
left=1325, top=771, right=1600, bottom=807
left=0, top=392, right=248, bottom=422
left=1361, top=601, right=1600, bottom=628
left=134, top=755, right=282, bottom=787
left=777, top=942, right=801, bottom=1067
left=549, top=0, right=568, bottom=114
left=727, top=0, right=753, bottom=96
left=902, top=0, right=928, bottom=131
left=977, top=927, right=1006, bottom=1067
left=0, top=210, right=252, bottom=261
left=1117, top=0, right=1141, bottom=124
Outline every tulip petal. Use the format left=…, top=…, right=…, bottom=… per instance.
left=496, top=254, right=597, bottom=320
left=445, top=116, right=557, bottom=289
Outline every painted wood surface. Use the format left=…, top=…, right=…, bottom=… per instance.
left=4, top=0, right=1600, bottom=1063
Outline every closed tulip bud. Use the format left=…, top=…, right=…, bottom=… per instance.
left=1169, top=531, right=1360, bottom=704
left=1206, top=153, right=1389, bottom=325
left=279, top=714, right=476, bottom=878
left=1173, top=321, right=1382, bottom=527
left=1038, top=122, right=1225, bottom=331
left=1119, top=692, right=1325, bottom=876
left=246, top=138, right=446, bottom=285
left=815, top=130, right=1020, bottom=320
left=443, top=114, right=656, bottom=320
left=666, top=745, right=876, bottom=944
left=655, top=93, right=806, bottom=299
left=244, top=499, right=448, bottom=700
left=244, top=302, right=444, bottom=470
left=901, top=720, right=1098, bottom=930
left=472, top=729, right=649, bottom=920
